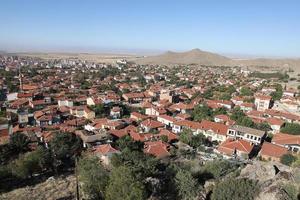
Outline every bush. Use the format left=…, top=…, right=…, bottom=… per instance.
left=280, top=154, right=297, bottom=166
left=211, top=178, right=259, bottom=200
left=201, top=160, right=238, bottom=179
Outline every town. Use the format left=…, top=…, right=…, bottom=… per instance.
left=0, top=53, right=299, bottom=200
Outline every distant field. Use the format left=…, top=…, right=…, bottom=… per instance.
left=14, top=52, right=139, bottom=63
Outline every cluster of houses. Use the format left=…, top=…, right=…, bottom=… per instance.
left=0, top=54, right=300, bottom=165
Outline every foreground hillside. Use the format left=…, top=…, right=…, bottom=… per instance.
left=0, top=175, right=76, bottom=200
left=0, top=161, right=298, bottom=200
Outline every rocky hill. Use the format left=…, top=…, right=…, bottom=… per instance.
left=135, top=48, right=231, bottom=66
left=135, top=49, right=300, bottom=71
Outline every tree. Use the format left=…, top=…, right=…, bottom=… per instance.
left=280, top=123, right=300, bottom=135
left=105, top=166, right=146, bottom=200
left=280, top=154, right=297, bottom=166
left=179, top=128, right=194, bottom=145
left=230, top=107, right=246, bottom=121
left=12, top=147, right=50, bottom=179
left=211, top=178, right=259, bottom=200
left=189, top=133, right=206, bottom=149
left=49, top=132, right=82, bottom=170
left=110, top=148, right=159, bottom=180
left=240, top=87, right=253, bottom=96
left=160, top=135, right=169, bottom=143
left=270, top=84, right=283, bottom=101
left=10, top=133, right=30, bottom=153
left=179, top=129, right=206, bottom=149
left=78, top=156, right=109, bottom=200
left=255, top=122, right=271, bottom=132
left=116, top=135, right=144, bottom=152
left=192, top=104, right=213, bottom=121
left=175, top=169, right=199, bottom=200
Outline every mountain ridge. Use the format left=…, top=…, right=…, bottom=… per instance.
left=134, top=49, right=300, bottom=69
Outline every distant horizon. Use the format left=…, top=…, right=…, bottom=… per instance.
left=1, top=47, right=300, bottom=60
left=1, top=1, right=300, bottom=58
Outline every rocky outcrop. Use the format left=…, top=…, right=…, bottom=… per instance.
left=0, top=175, right=76, bottom=200
left=240, top=161, right=300, bottom=200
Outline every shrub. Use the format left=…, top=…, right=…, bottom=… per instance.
left=211, top=178, right=259, bottom=200
left=280, top=154, right=297, bottom=166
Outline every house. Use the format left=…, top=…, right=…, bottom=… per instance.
left=283, top=90, right=296, bottom=97
left=122, top=92, right=151, bottom=104
left=160, top=89, right=179, bottom=103
left=259, top=142, right=288, bottom=162
left=140, top=119, right=164, bottom=133
left=36, top=115, right=53, bottom=127
left=93, top=144, right=120, bottom=165
left=214, top=114, right=235, bottom=125
left=144, top=140, right=170, bottom=158
left=156, top=129, right=178, bottom=142
left=75, top=129, right=109, bottom=148
left=198, top=120, right=228, bottom=142
left=157, top=114, right=177, bottom=128
left=110, top=106, right=121, bottom=119
left=254, top=94, right=272, bottom=111
left=18, top=109, right=29, bottom=124
left=240, top=102, right=255, bottom=112
left=145, top=106, right=167, bottom=116
left=130, top=112, right=148, bottom=121
left=169, top=102, right=194, bottom=114
left=172, top=120, right=201, bottom=134
left=70, top=106, right=95, bottom=120
left=272, top=133, right=300, bottom=153
left=227, top=125, right=266, bottom=145
left=217, top=139, right=253, bottom=159
left=265, top=117, right=284, bottom=134
left=86, top=96, right=102, bottom=106
left=58, top=98, right=74, bottom=107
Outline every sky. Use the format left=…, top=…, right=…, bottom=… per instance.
left=0, top=0, right=300, bottom=57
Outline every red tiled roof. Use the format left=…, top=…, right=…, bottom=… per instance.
left=157, top=129, right=178, bottom=141
left=93, top=144, right=118, bottom=155
left=199, top=120, right=228, bottom=136
left=272, top=133, right=300, bottom=146
left=266, top=117, right=284, bottom=126
left=144, top=140, right=170, bottom=158
left=260, top=142, right=288, bottom=158
left=141, top=119, right=164, bottom=129
left=217, top=139, right=253, bottom=155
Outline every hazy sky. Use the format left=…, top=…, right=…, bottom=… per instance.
left=1, top=0, right=300, bottom=57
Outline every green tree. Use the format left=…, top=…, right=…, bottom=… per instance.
left=160, top=135, right=169, bottom=143
left=270, top=84, right=283, bottom=101
left=116, top=135, right=144, bottom=152
left=175, top=169, right=199, bottom=200
left=192, top=104, right=213, bottom=121
left=280, top=154, right=297, bottom=166
left=11, top=147, right=50, bottom=179
left=179, top=128, right=194, bottom=145
left=49, top=132, right=82, bottom=170
left=110, top=148, right=159, bottom=180
left=280, top=122, right=300, bottom=135
left=78, top=156, right=109, bottom=200
left=105, top=166, right=146, bottom=200
left=211, top=178, right=259, bottom=200
left=10, top=133, right=30, bottom=153
left=240, top=87, right=253, bottom=96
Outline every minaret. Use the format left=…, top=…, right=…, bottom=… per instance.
left=19, top=66, right=23, bottom=92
